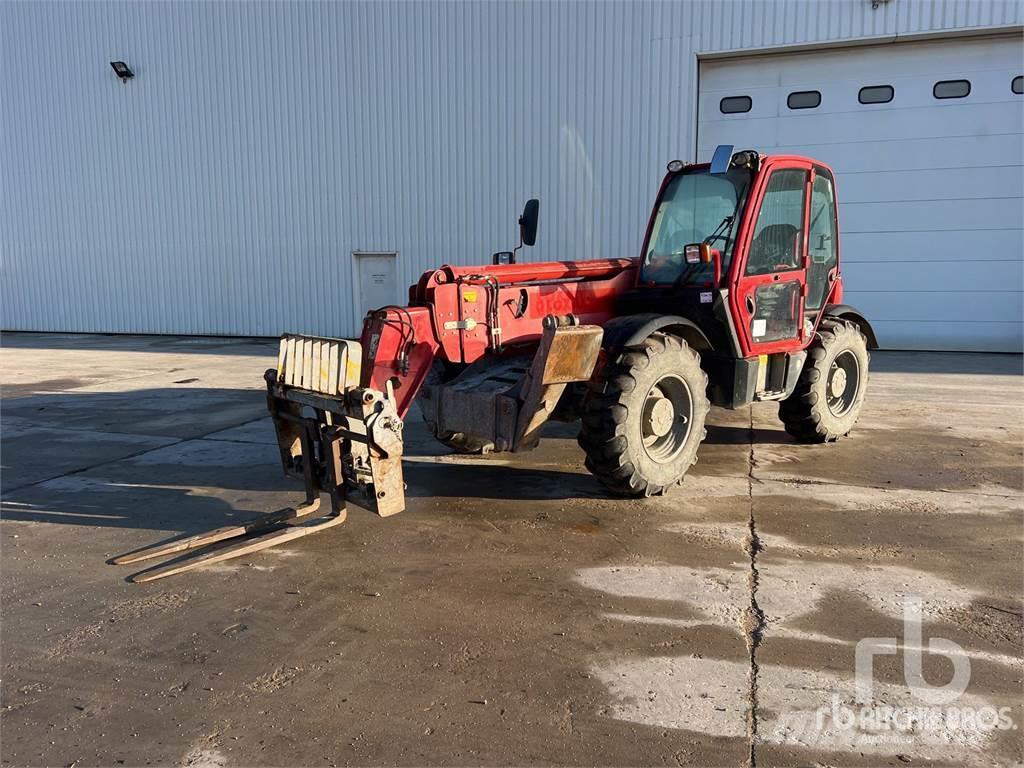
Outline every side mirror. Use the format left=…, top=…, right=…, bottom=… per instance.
left=684, top=243, right=722, bottom=285
left=492, top=251, right=514, bottom=265
left=519, top=199, right=540, bottom=247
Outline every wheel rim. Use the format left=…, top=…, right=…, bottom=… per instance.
left=641, top=374, right=693, bottom=463
left=826, top=350, right=860, bottom=417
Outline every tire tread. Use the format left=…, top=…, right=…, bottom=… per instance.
left=578, top=334, right=709, bottom=497
left=779, top=319, right=869, bottom=443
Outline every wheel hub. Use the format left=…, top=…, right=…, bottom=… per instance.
left=830, top=367, right=848, bottom=398
left=644, top=396, right=675, bottom=438
left=826, top=350, right=860, bottom=417
left=639, top=373, right=694, bottom=465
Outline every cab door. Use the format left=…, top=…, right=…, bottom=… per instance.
left=731, top=159, right=812, bottom=356
left=804, top=165, right=840, bottom=321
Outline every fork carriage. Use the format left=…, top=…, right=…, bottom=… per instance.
left=265, top=334, right=406, bottom=520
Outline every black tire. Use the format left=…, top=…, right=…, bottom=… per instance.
left=779, top=318, right=869, bottom=443
left=578, top=333, right=709, bottom=497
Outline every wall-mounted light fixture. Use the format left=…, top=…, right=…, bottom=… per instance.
left=110, top=61, right=134, bottom=82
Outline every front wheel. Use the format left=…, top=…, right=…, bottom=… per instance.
left=779, top=318, right=869, bottom=442
left=578, top=333, right=709, bottom=497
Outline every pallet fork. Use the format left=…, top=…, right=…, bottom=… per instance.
left=111, top=335, right=404, bottom=582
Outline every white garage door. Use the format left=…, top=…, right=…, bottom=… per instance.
left=698, top=35, right=1023, bottom=352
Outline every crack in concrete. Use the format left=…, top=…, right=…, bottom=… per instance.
left=742, top=408, right=766, bottom=768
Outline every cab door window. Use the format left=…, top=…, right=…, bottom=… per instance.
left=742, top=168, right=808, bottom=344
left=744, top=169, right=808, bottom=276
left=806, top=169, right=838, bottom=311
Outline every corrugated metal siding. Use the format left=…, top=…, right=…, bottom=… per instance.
left=691, top=0, right=1022, bottom=52
left=2, top=0, right=1020, bottom=337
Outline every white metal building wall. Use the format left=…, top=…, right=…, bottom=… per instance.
left=2, top=0, right=1021, bottom=339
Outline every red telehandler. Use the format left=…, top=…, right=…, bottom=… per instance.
left=115, top=145, right=876, bottom=581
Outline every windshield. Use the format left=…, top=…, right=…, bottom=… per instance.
left=641, top=168, right=751, bottom=285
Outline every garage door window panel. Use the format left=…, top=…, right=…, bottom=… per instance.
left=933, top=79, right=970, bottom=99
left=858, top=85, right=894, bottom=104
left=787, top=90, right=821, bottom=110
left=699, top=37, right=1022, bottom=352
left=720, top=96, right=752, bottom=114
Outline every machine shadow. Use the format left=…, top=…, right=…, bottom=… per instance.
left=1, top=331, right=280, bottom=358
left=1, top=382, right=612, bottom=538
left=402, top=461, right=606, bottom=503
left=1, top=481, right=286, bottom=532
left=703, top=423, right=794, bottom=446
left=869, top=349, right=1022, bottom=375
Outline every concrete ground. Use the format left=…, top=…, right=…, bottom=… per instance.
left=1, top=332, right=1021, bottom=768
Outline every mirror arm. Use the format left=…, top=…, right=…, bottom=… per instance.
left=696, top=242, right=723, bottom=286
left=511, top=232, right=523, bottom=264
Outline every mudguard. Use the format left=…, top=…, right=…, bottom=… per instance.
left=822, top=304, right=879, bottom=349
left=600, top=313, right=715, bottom=356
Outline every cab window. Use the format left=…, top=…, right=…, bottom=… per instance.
left=641, top=168, right=750, bottom=285
left=744, top=169, right=808, bottom=276
left=806, top=169, right=838, bottom=311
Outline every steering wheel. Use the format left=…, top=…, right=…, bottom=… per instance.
left=665, top=230, right=689, bottom=257
left=749, top=223, right=799, bottom=274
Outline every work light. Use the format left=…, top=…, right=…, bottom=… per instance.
left=110, top=61, right=134, bottom=81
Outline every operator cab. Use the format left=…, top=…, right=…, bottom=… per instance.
left=627, top=145, right=844, bottom=407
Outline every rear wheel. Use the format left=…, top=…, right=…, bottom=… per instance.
left=578, top=333, right=709, bottom=497
left=779, top=318, right=869, bottom=442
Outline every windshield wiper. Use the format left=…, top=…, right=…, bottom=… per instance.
left=679, top=181, right=750, bottom=287
left=704, top=215, right=734, bottom=247
left=710, top=179, right=751, bottom=249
